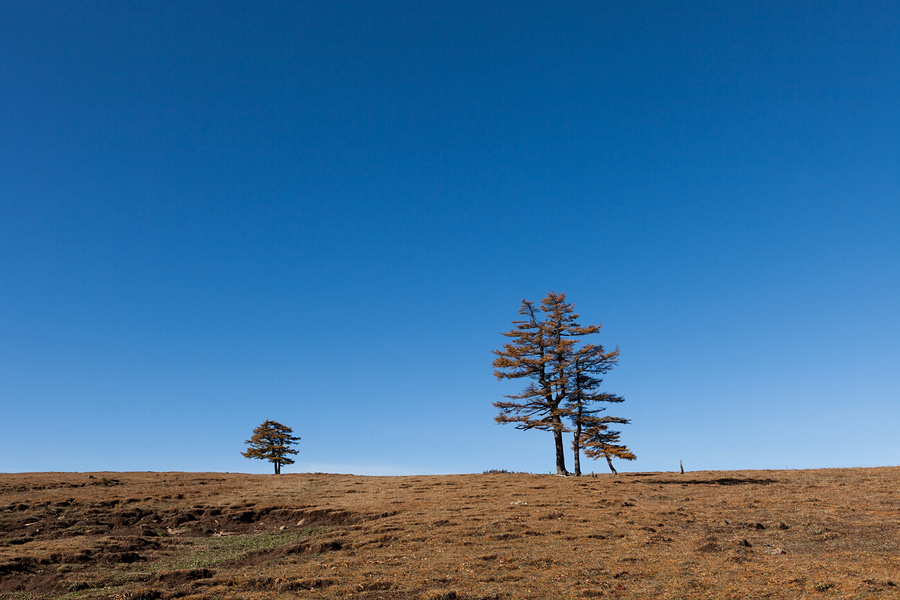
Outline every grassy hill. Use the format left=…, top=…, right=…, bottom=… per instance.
left=1, top=467, right=898, bottom=598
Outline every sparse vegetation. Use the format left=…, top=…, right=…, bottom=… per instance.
left=1, top=468, right=897, bottom=599
left=171, top=530, right=317, bottom=569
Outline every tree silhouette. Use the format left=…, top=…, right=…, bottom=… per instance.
left=242, top=420, right=300, bottom=474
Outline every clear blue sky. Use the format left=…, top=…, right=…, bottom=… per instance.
left=2, top=1, right=898, bottom=475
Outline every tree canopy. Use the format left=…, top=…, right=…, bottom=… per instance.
left=241, top=420, right=300, bottom=475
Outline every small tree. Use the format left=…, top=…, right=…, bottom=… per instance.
left=581, top=416, right=635, bottom=475
left=242, top=420, right=300, bottom=474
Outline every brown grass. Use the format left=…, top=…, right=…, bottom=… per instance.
left=1, top=467, right=898, bottom=599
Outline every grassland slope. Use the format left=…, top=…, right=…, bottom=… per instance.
left=1, top=468, right=898, bottom=599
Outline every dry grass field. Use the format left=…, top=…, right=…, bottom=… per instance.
left=1, top=467, right=898, bottom=599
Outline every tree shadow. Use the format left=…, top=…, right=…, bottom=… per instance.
left=640, top=477, right=778, bottom=486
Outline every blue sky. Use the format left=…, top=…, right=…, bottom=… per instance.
left=2, top=1, right=898, bottom=475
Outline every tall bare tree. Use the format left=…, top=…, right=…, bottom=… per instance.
left=492, top=292, right=599, bottom=475
left=242, top=420, right=300, bottom=474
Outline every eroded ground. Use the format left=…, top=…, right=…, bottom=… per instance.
left=1, top=468, right=898, bottom=599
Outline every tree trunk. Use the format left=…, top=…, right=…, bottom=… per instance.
left=552, top=414, right=568, bottom=475
left=573, top=419, right=583, bottom=476
left=605, top=454, right=617, bottom=475
left=554, top=431, right=568, bottom=475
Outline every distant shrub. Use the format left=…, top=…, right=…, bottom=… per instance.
left=482, top=469, right=530, bottom=475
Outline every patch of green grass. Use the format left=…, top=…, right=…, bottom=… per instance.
left=171, top=529, right=321, bottom=569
